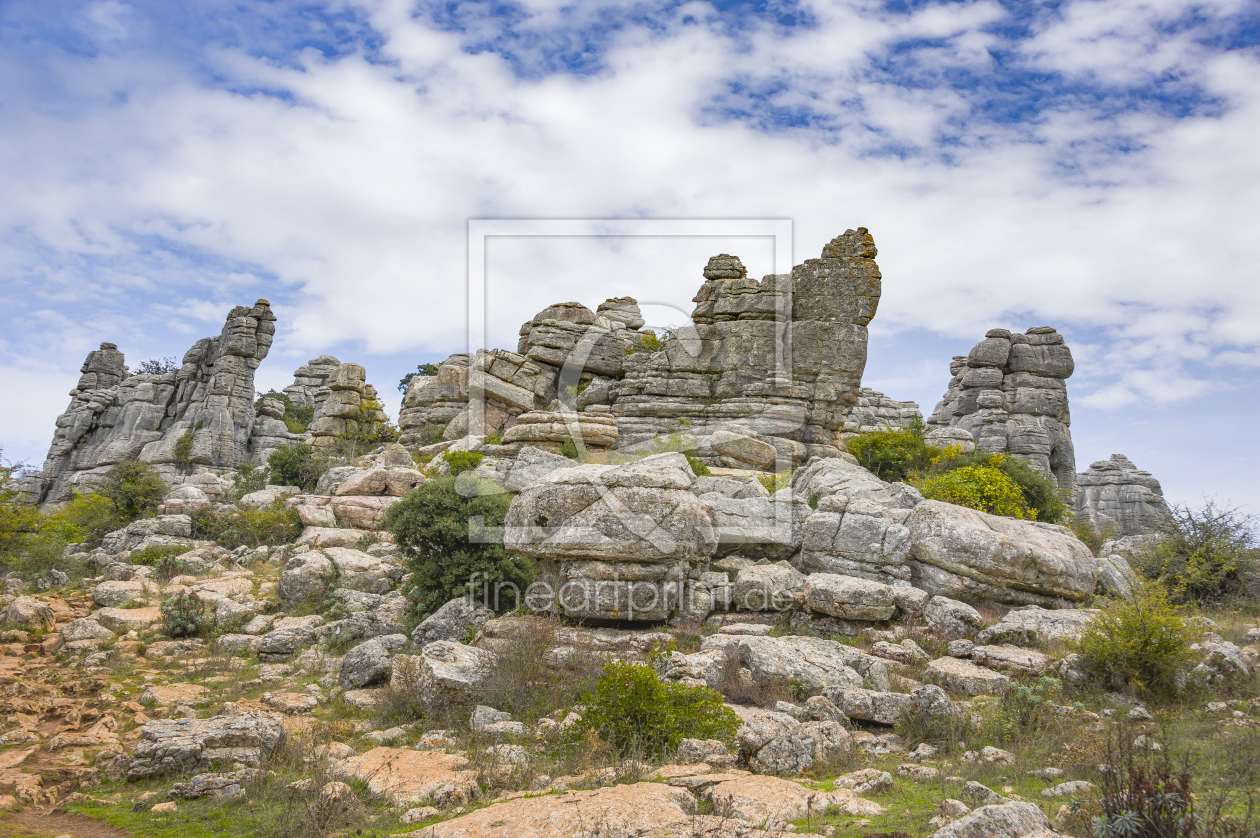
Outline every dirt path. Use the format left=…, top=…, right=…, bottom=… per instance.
left=0, top=808, right=132, bottom=838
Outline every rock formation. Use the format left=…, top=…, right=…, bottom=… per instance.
left=1074, top=454, right=1173, bottom=537
left=26, top=300, right=276, bottom=504
left=839, top=387, right=922, bottom=441
left=925, top=327, right=1076, bottom=494
left=400, top=228, right=883, bottom=469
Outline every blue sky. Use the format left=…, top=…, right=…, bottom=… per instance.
left=2, top=0, right=1258, bottom=511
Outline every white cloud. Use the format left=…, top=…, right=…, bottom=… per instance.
left=1, top=0, right=1258, bottom=503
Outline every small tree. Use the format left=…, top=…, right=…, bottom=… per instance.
left=102, top=460, right=166, bottom=523
left=383, top=476, right=532, bottom=617
left=268, top=443, right=324, bottom=491
left=1136, top=499, right=1258, bottom=605
left=1076, top=578, right=1198, bottom=696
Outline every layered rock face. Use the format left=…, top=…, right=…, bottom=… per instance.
left=1074, top=454, right=1173, bottom=537
left=27, top=300, right=276, bottom=504
left=399, top=229, right=881, bottom=468
left=306, top=363, right=389, bottom=453
left=839, top=388, right=922, bottom=441
left=503, top=453, right=718, bottom=621
left=925, top=327, right=1076, bottom=494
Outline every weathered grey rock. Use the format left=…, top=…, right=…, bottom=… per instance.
left=702, top=492, right=809, bottom=560
left=924, top=596, right=983, bottom=640
left=1075, top=454, right=1174, bottom=537
left=971, top=644, right=1050, bottom=674
left=907, top=501, right=1096, bottom=606
left=338, top=634, right=408, bottom=690
left=4, top=596, right=54, bottom=631
left=906, top=684, right=962, bottom=724
left=412, top=597, right=495, bottom=646
left=392, top=641, right=495, bottom=707
left=502, top=446, right=574, bottom=493
left=839, top=387, right=922, bottom=440
left=1189, top=635, right=1254, bottom=685
left=824, top=687, right=911, bottom=725
left=734, top=634, right=890, bottom=692
left=676, top=738, right=730, bottom=764
left=256, top=615, right=325, bottom=661
left=277, top=551, right=336, bottom=607
left=803, top=573, right=897, bottom=621
left=100, top=515, right=194, bottom=554
left=214, top=634, right=262, bottom=656
left=128, top=711, right=286, bottom=779
left=730, top=561, right=805, bottom=611
left=927, top=800, right=1059, bottom=838
left=323, top=547, right=393, bottom=594
left=93, top=579, right=149, bottom=607
left=501, top=409, right=618, bottom=451
left=25, top=301, right=276, bottom=506
left=976, top=606, right=1097, bottom=646
left=168, top=769, right=263, bottom=800
left=62, top=617, right=116, bottom=642
left=925, top=327, right=1076, bottom=495
left=924, top=657, right=1010, bottom=696
left=729, top=705, right=852, bottom=774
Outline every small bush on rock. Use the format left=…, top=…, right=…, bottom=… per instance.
left=1135, top=499, right=1258, bottom=605
left=190, top=500, right=302, bottom=549
left=383, top=476, right=532, bottom=617
left=577, top=659, right=740, bottom=759
left=131, top=544, right=191, bottom=567
left=441, top=451, right=483, bottom=477
left=268, top=443, right=325, bottom=491
left=102, top=460, right=166, bottom=523
left=915, top=461, right=1032, bottom=519
left=232, top=462, right=269, bottom=499
left=1076, top=579, right=1198, bottom=696
left=161, top=591, right=208, bottom=638
left=173, top=431, right=194, bottom=469
left=845, top=423, right=934, bottom=482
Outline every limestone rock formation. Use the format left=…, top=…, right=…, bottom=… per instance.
left=926, top=327, right=1076, bottom=493
left=1074, top=454, right=1173, bottom=536
left=27, top=300, right=276, bottom=504
left=840, top=387, right=922, bottom=440
left=401, top=229, right=882, bottom=469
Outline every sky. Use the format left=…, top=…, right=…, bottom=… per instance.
left=1, top=0, right=1257, bottom=512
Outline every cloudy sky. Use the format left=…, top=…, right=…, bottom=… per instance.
left=2, top=0, right=1257, bottom=510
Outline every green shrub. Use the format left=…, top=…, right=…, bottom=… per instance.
left=190, top=500, right=302, bottom=549
left=441, top=451, right=484, bottom=477
left=173, top=431, right=194, bottom=469
left=625, top=331, right=667, bottom=355
left=558, top=439, right=580, bottom=460
left=131, top=544, right=192, bottom=567
left=338, top=396, right=400, bottom=452
left=254, top=390, right=314, bottom=433
left=1134, top=499, right=1258, bottom=605
left=1076, top=579, right=1199, bottom=696
left=484, top=434, right=503, bottom=446
left=845, top=420, right=934, bottom=481
left=914, top=461, right=1032, bottom=519
left=161, top=591, right=208, bottom=638
left=757, top=471, right=791, bottom=494
left=268, top=443, right=325, bottom=491
left=102, top=460, right=166, bottom=522
left=383, top=476, right=531, bottom=617
left=231, top=463, right=269, bottom=499
left=982, top=675, right=1062, bottom=744
left=577, top=659, right=740, bottom=758
left=684, top=452, right=711, bottom=477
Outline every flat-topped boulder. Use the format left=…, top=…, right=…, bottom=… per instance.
left=128, top=711, right=286, bottom=779
left=907, top=500, right=1096, bottom=606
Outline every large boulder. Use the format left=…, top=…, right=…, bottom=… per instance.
left=976, top=606, right=1097, bottom=646
left=928, top=800, right=1061, bottom=838
left=4, top=596, right=55, bottom=631
left=1074, top=454, right=1174, bottom=537
left=924, top=596, right=983, bottom=640
left=412, top=596, right=495, bottom=646
left=392, top=641, right=495, bottom=707
left=322, top=547, right=393, bottom=594
left=277, top=552, right=336, bottom=607
left=128, top=711, right=286, bottom=779
left=503, top=454, right=714, bottom=562
left=338, top=634, right=408, bottom=690
left=729, top=705, right=855, bottom=774
left=732, top=634, right=890, bottom=692
left=730, top=561, right=805, bottom=612
left=803, top=573, right=896, bottom=621
left=924, top=658, right=1010, bottom=696
left=907, top=500, right=1096, bottom=606
left=256, top=615, right=325, bottom=661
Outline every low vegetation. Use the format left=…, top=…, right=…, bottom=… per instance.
left=844, top=422, right=1068, bottom=522
left=255, top=390, right=315, bottom=434
left=190, top=499, right=303, bottom=549
left=383, top=475, right=533, bottom=617
left=1135, top=499, right=1259, bottom=605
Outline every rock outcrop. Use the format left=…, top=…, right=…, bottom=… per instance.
left=401, top=229, right=883, bottom=468
left=840, top=387, right=922, bottom=441
left=1074, top=454, right=1173, bottom=536
left=26, top=301, right=276, bottom=504
left=925, top=327, right=1076, bottom=494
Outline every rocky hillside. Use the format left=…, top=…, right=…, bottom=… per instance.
left=1, top=227, right=1255, bottom=838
